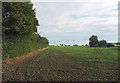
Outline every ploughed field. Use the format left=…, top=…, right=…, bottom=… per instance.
left=2, top=46, right=118, bottom=81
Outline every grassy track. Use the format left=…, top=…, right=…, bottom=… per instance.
left=2, top=46, right=118, bottom=81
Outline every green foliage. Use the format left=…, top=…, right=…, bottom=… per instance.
left=2, top=34, right=48, bottom=58
left=107, top=43, right=115, bottom=47
left=89, top=35, right=99, bottom=47
left=51, top=46, right=118, bottom=62
left=85, top=44, right=88, bottom=46
left=52, top=46, right=118, bottom=81
left=98, top=40, right=107, bottom=47
left=2, top=2, right=39, bottom=34
left=2, top=2, right=49, bottom=58
left=116, top=43, right=120, bottom=45
left=89, top=35, right=115, bottom=47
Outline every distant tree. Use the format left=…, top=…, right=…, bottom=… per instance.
left=98, top=40, right=107, bottom=47
left=116, top=43, right=120, bottom=45
left=85, top=44, right=88, bottom=46
left=74, top=44, right=78, bottom=46
left=89, top=35, right=99, bottom=47
left=60, top=44, right=63, bottom=46
left=107, top=43, right=115, bottom=47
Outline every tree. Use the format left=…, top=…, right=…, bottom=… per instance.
left=2, top=2, right=39, bottom=35
left=107, top=43, right=115, bottom=47
left=74, top=44, right=78, bottom=46
left=98, top=40, right=107, bottom=47
left=89, top=35, right=99, bottom=47
left=116, top=43, right=120, bottom=45
left=85, top=44, right=88, bottom=46
left=60, top=44, right=63, bottom=46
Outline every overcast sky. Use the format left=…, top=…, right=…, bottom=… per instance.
left=31, top=0, right=118, bottom=45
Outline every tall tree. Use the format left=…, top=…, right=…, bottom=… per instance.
left=2, top=2, right=39, bottom=34
left=89, top=35, right=98, bottom=47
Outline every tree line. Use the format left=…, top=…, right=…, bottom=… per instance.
left=2, top=2, right=49, bottom=58
left=2, top=2, right=49, bottom=43
left=89, top=35, right=115, bottom=47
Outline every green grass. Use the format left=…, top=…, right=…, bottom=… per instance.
left=50, top=46, right=118, bottom=81
left=51, top=46, right=118, bottom=66
left=51, top=46, right=118, bottom=62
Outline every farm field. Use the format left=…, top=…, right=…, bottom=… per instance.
left=2, top=46, right=118, bottom=81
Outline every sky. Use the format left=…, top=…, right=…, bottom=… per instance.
left=31, top=0, right=119, bottom=46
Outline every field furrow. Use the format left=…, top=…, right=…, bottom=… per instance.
left=2, top=46, right=118, bottom=81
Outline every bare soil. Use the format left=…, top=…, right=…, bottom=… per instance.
left=2, top=48, right=118, bottom=81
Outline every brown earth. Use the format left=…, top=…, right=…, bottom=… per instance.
left=2, top=47, right=118, bottom=81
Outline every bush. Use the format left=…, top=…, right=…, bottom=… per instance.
left=107, top=43, right=115, bottom=47
left=98, top=40, right=107, bottom=47
left=2, top=34, right=48, bottom=59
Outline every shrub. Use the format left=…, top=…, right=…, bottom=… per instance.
left=107, top=43, right=115, bottom=47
